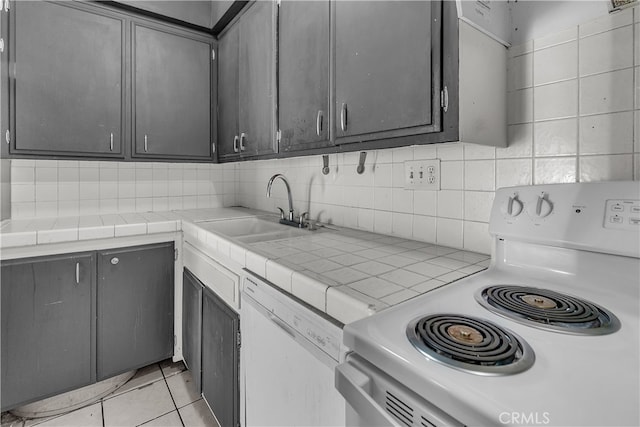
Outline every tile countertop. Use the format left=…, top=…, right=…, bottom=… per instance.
left=0, top=207, right=262, bottom=248
left=0, top=207, right=490, bottom=324
left=180, top=219, right=490, bottom=325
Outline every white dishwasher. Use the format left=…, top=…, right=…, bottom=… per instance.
left=241, top=272, right=347, bottom=427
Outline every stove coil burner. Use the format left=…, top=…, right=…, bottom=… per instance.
left=406, top=314, right=535, bottom=375
left=477, top=285, right=621, bottom=335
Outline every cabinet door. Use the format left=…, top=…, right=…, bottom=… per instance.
left=278, top=1, right=330, bottom=152
left=1, top=253, right=95, bottom=411
left=182, top=269, right=203, bottom=395
left=97, top=243, right=174, bottom=381
left=11, top=1, right=124, bottom=157
left=202, top=287, right=239, bottom=427
left=335, top=2, right=436, bottom=142
left=217, top=24, right=240, bottom=160
left=133, top=24, right=213, bottom=160
left=238, top=1, right=276, bottom=157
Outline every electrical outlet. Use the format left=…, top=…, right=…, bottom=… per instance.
left=404, top=159, right=440, bottom=190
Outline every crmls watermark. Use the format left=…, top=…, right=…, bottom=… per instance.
left=499, top=412, right=551, bottom=425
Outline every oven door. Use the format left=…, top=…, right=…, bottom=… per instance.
left=335, top=353, right=463, bottom=427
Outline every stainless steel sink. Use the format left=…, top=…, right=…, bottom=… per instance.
left=197, top=216, right=312, bottom=243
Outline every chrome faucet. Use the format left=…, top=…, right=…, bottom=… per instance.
left=266, top=174, right=295, bottom=222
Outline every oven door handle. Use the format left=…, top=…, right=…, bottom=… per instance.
left=335, top=361, right=401, bottom=427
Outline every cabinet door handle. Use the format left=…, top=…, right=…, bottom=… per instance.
left=316, top=110, right=323, bottom=136
left=340, top=103, right=348, bottom=132
left=240, top=133, right=246, bottom=152
left=233, top=135, right=239, bottom=153
left=75, top=262, right=80, bottom=285
left=110, top=133, right=114, bottom=151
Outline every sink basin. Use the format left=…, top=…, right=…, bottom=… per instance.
left=198, top=216, right=312, bottom=243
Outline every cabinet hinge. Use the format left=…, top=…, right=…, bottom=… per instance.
left=5, top=129, right=10, bottom=145
left=174, top=335, right=177, bottom=347
left=174, top=248, right=178, bottom=261
left=3, top=0, right=9, bottom=13
left=0, top=38, right=4, bottom=53
left=276, top=129, right=281, bottom=144
left=440, top=86, right=449, bottom=113
left=211, top=49, right=215, bottom=61
left=211, top=142, right=216, bottom=154
left=236, top=330, right=241, bottom=348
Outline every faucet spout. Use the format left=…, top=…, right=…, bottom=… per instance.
left=266, top=174, right=295, bottom=222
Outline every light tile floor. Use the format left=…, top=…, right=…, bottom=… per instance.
left=1, top=360, right=219, bottom=427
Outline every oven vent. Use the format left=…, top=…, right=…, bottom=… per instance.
left=385, top=391, right=414, bottom=426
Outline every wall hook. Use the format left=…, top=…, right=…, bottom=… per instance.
left=322, top=155, right=330, bottom=175
left=357, top=152, right=367, bottom=174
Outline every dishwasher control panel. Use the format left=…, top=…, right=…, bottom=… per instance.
left=243, top=275, right=343, bottom=363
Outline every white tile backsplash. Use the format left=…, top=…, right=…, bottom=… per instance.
left=534, top=118, right=578, bottom=156
left=11, top=161, right=236, bottom=219
left=579, top=112, right=634, bottom=155
left=533, top=41, right=577, bottom=85
left=579, top=25, right=634, bottom=76
left=580, top=68, right=634, bottom=115
left=7, top=8, right=639, bottom=257
left=534, top=79, right=578, bottom=121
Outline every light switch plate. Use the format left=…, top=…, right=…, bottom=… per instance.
left=404, top=159, right=440, bottom=190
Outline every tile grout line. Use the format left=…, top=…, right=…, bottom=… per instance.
left=159, top=364, right=187, bottom=427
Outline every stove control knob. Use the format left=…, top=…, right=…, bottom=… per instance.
left=502, top=195, right=524, bottom=217
left=533, top=193, right=553, bottom=218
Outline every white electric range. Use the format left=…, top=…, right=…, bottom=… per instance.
left=336, top=181, right=640, bottom=427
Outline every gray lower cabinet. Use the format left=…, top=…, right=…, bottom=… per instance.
left=1, top=253, right=96, bottom=411
left=9, top=1, right=124, bottom=158
left=334, top=1, right=441, bottom=144
left=278, top=0, right=330, bottom=153
left=0, top=243, right=175, bottom=411
left=133, top=23, right=215, bottom=160
left=182, top=268, right=239, bottom=427
left=97, top=243, right=175, bottom=380
left=182, top=268, right=203, bottom=394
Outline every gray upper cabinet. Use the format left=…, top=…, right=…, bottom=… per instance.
left=278, top=1, right=330, bottom=153
left=97, top=243, right=174, bottom=381
left=334, top=1, right=441, bottom=144
left=217, top=24, right=240, bottom=161
left=9, top=1, right=124, bottom=158
left=133, top=23, right=214, bottom=160
left=116, top=1, right=213, bottom=28
left=238, top=0, right=276, bottom=157
left=1, top=253, right=96, bottom=411
left=217, top=1, right=276, bottom=160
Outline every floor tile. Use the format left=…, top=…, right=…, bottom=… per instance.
left=178, top=400, right=219, bottom=427
left=166, top=371, right=201, bottom=409
left=139, top=410, right=183, bottom=427
left=159, top=359, right=187, bottom=379
left=36, top=403, right=101, bottom=427
left=107, top=364, right=164, bottom=399
left=103, top=380, right=175, bottom=426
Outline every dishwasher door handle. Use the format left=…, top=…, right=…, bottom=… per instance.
left=335, top=361, right=400, bottom=427
left=268, top=312, right=296, bottom=339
